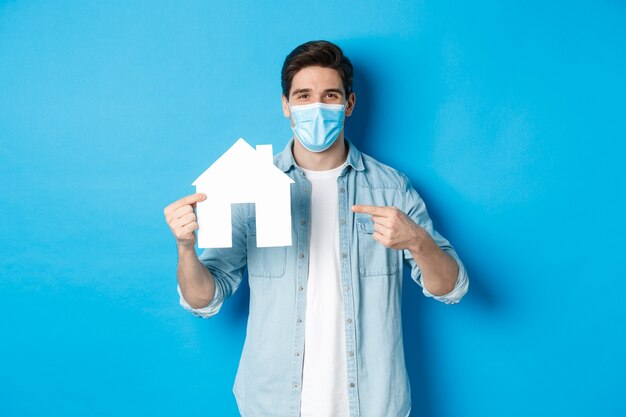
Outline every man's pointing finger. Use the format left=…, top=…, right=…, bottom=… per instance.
left=351, top=205, right=380, bottom=215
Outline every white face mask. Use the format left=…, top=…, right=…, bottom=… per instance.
left=289, top=102, right=346, bottom=152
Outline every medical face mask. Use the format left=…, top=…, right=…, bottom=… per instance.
left=289, top=102, right=346, bottom=152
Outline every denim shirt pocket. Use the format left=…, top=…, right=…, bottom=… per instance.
left=246, top=218, right=287, bottom=278
left=355, top=214, right=399, bottom=277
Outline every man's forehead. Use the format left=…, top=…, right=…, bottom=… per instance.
left=291, top=66, right=343, bottom=89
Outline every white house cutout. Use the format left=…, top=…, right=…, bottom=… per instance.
left=192, top=138, right=294, bottom=248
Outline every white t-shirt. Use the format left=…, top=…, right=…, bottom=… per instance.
left=299, top=163, right=349, bottom=417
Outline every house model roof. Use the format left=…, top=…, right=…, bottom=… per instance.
left=193, top=138, right=294, bottom=188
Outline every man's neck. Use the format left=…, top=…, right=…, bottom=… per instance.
left=292, top=135, right=349, bottom=171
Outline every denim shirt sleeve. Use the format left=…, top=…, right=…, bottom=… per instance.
left=178, top=204, right=248, bottom=318
left=401, top=174, right=469, bottom=304
left=178, top=280, right=223, bottom=318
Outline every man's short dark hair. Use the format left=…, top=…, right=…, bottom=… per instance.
left=281, top=40, right=353, bottom=100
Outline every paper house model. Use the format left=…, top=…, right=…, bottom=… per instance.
left=192, top=138, right=294, bottom=248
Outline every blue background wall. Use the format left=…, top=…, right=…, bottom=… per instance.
left=1, top=1, right=625, bottom=416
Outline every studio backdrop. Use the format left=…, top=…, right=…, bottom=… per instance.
left=1, top=1, right=624, bottom=416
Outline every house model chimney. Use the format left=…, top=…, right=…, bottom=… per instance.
left=256, top=144, right=273, bottom=165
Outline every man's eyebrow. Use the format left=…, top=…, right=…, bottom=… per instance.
left=291, top=88, right=312, bottom=96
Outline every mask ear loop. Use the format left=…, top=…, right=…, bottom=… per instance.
left=287, top=102, right=301, bottom=143
left=287, top=102, right=296, bottom=127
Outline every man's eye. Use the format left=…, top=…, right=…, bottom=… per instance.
left=298, top=94, right=309, bottom=99
left=327, top=93, right=338, bottom=98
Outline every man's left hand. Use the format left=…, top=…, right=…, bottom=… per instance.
left=351, top=205, right=426, bottom=252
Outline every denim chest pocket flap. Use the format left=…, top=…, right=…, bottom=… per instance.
left=355, top=214, right=399, bottom=276
left=246, top=218, right=287, bottom=278
left=356, top=215, right=375, bottom=233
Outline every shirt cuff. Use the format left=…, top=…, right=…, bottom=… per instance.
left=177, top=282, right=223, bottom=318
left=421, top=256, right=469, bottom=305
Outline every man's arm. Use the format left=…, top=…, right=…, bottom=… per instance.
left=164, top=193, right=216, bottom=308
left=177, top=245, right=217, bottom=309
left=404, top=226, right=458, bottom=296
left=351, top=204, right=458, bottom=296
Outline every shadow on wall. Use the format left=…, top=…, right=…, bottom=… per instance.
left=229, top=270, right=252, bottom=324
left=345, top=60, right=373, bottom=153
left=418, top=178, right=502, bottom=312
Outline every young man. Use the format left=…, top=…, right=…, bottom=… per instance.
left=164, top=40, right=468, bottom=417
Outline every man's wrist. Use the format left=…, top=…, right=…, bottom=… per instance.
left=407, top=227, right=429, bottom=255
left=177, top=241, right=197, bottom=256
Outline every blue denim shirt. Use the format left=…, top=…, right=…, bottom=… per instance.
left=178, top=138, right=469, bottom=417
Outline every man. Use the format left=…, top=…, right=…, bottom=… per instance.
left=164, top=40, right=468, bottom=417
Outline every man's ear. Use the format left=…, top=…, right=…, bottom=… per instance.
left=282, top=95, right=291, bottom=118
left=345, top=92, right=356, bottom=117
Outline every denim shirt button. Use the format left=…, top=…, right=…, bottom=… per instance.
left=297, top=318, right=302, bottom=323
left=300, top=219, right=306, bottom=225
left=349, top=382, right=355, bottom=388
left=299, top=286, right=304, bottom=291
left=346, top=318, right=352, bottom=324
left=339, top=187, right=346, bottom=193
left=342, top=252, right=348, bottom=259
left=299, top=252, right=305, bottom=259
left=340, top=218, right=346, bottom=225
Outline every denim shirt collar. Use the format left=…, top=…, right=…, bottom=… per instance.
left=276, top=137, right=365, bottom=173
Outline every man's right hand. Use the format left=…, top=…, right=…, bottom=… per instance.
left=164, top=193, right=207, bottom=248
